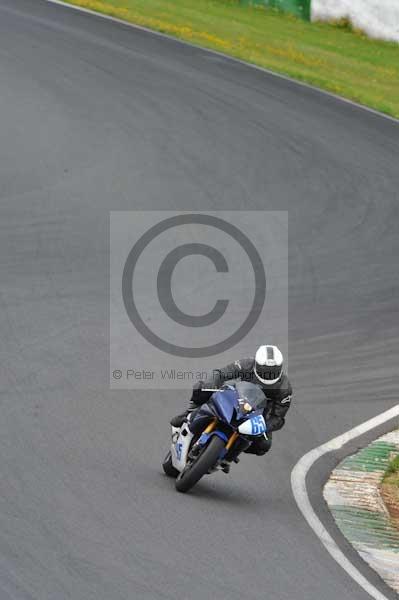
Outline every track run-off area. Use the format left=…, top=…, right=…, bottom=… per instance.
left=0, top=1, right=399, bottom=599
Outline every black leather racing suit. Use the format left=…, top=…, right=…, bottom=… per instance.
left=190, top=358, right=292, bottom=455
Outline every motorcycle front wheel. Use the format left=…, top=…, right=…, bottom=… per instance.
left=175, top=435, right=225, bottom=493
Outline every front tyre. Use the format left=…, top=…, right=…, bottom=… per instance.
left=162, top=450, right=179, bottom=478
left=175, top=435, right=225, bottom=493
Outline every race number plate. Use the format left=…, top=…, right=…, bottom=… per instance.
left=238, top=414, right=267, bottom=436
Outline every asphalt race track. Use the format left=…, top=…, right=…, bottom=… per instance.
left=1, top=1, right=399, bottom=599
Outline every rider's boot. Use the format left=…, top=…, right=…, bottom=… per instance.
left=225, top=437, right=250, bottom=463
left=220, top=438, right=250, bottom=473
left=220, top=461, right=231, bottom=473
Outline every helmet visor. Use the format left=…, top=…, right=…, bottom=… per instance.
left=255, top=362, right=282, bottom=384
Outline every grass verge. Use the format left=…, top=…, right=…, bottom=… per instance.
left=381, top=454, right=399, bottom=529
left=55, top=0, right=399, bottom=118
left=383, top=455, right=399, bottom=485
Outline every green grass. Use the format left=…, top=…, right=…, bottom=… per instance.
left=64, top=0, right=399, bottom=118
left=384, top=455, right=399, bottom=486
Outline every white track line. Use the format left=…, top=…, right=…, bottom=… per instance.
left=44, top=0, right=399, bottom=124
left=291, top=404, right=399, bottom=600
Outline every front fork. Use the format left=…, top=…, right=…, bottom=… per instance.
left=203, top=418, right=217, bottom=435
left=226, top=431, right=239, bottom=451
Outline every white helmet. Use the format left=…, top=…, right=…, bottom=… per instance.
left=254, top=345, right=283, bottom=385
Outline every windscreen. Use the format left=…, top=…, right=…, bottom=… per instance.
left=233, top=380, right=266, bottom=410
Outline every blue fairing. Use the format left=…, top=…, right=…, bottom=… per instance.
left=212, top=388, right=238, bottom=423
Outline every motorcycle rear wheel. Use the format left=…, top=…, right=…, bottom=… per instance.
left=175, top=435, right=225, bottom=493
left=162, top=450, right=179, bottom=478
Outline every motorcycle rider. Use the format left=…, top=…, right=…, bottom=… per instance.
left=170, top=345, right=292, bottom=457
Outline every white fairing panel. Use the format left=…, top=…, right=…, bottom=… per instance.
left=238, top=415, right=266, bottom=436
left=170, top=423, right=194, bottom=472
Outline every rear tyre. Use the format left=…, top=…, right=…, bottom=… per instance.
left=162, top=450, right=179, bottom=478
left=175, top=435, right=225, bottom=493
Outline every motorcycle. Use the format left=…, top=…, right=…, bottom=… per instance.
left=162, top=380, right=268, bottom=493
